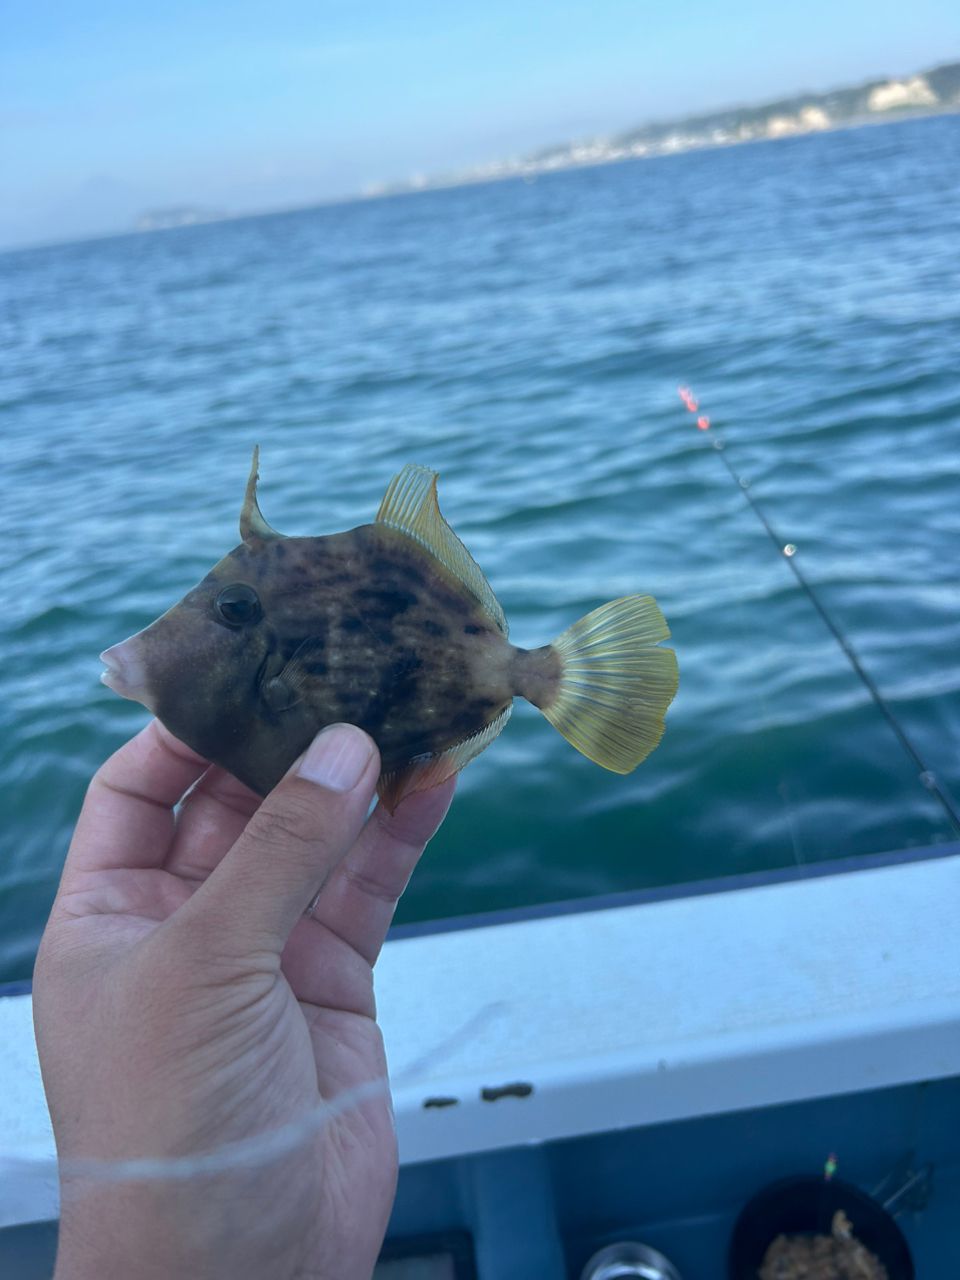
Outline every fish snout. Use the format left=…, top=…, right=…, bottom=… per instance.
left=100, top=635, right=156, bottom=711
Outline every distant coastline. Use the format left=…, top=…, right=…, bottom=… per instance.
left=16, top=57, right=960, bottom=251
left=362, top=60, right=960, bottom=199
left=134, top=205, right=231, bottom=232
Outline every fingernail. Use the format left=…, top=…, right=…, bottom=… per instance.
left=297, top=724, right=374, bottom=791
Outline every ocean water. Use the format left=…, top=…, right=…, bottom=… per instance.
left=2, top=114, right=959, bottom=984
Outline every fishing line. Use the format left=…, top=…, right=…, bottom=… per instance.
left=678, top=387, right=960, bottom=837
left=1, top=1002, right=507, bottom=1185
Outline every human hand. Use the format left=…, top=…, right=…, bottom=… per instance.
left=33, top=720, right=455, bottom=1280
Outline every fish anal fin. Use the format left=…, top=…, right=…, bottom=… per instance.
left=375, top=464, right=508, bottom=636
left=377, top=704, right=512, bottom=812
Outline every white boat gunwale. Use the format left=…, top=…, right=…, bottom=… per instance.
left=2, top=841, right=959, bottom=1231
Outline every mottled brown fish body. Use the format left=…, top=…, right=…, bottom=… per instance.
left=101, top=456, right=677, bottom=810
left=130, top=524, right=530, bottom=797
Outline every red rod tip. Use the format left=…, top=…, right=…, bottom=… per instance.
left=678, top=385, right=699, bottom=413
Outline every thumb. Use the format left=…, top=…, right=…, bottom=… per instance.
left=180, top=724, right=380, bottom=955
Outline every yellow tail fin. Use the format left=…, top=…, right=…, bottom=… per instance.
left=541, top=596, right=678, bottom=773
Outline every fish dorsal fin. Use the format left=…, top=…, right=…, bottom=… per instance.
left=377, top=704, right=512, bottom=812
left=376, top=464, right=508, bottom=636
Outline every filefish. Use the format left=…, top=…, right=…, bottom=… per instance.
left=101, top=452, right=678, bottom=809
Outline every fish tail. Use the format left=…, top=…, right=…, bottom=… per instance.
left=525, top=596, right=678, bottom=773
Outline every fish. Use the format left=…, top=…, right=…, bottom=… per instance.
left=100, top=451, right=678, bottom=809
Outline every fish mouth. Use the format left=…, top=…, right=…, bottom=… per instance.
left=100, top=640, right=156, bottom=712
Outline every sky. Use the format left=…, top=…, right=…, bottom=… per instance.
left=2, top=0, right=959, bottom=249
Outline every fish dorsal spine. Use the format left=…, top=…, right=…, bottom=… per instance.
left=376, top=464, right=508, bottom=637
left=240, top=445, right=284, bottom=542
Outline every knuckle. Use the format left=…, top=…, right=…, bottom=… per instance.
left=247, top=789, right=324, bottom=857
left=342, top=858, right=402, bottom=907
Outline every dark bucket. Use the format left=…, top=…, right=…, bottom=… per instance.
left=728, top=1175, right=914, bottom=1280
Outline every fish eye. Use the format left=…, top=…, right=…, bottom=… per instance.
left=215, top=583, right=261, bottom=628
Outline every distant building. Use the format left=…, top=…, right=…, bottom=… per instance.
left=798, top=105, right=830, bottom=130
left=867, top=77, right=937, bottom=113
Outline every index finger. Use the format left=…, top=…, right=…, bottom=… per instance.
left=63, top=720, right=210, bottom=882
left=290, top=776, right=456, bottom=968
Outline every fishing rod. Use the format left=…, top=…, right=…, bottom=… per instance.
left=678, top=386, right=960, bottom=837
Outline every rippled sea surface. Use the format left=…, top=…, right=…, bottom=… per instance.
left=2, top=115, right=959, bottom=982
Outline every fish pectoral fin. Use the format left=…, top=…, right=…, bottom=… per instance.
left=261, top=637, right=327, bottom=712
left=261, top=677, right=302, bottom=713
left=375, top=463, right=508, bottom=636
left=377, top=704, right=512, bottom=812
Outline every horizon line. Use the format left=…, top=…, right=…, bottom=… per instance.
left=3, top=56, right=957, bottom=258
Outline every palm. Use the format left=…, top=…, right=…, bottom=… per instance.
left=36, top=721, right=454, bottom=1280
